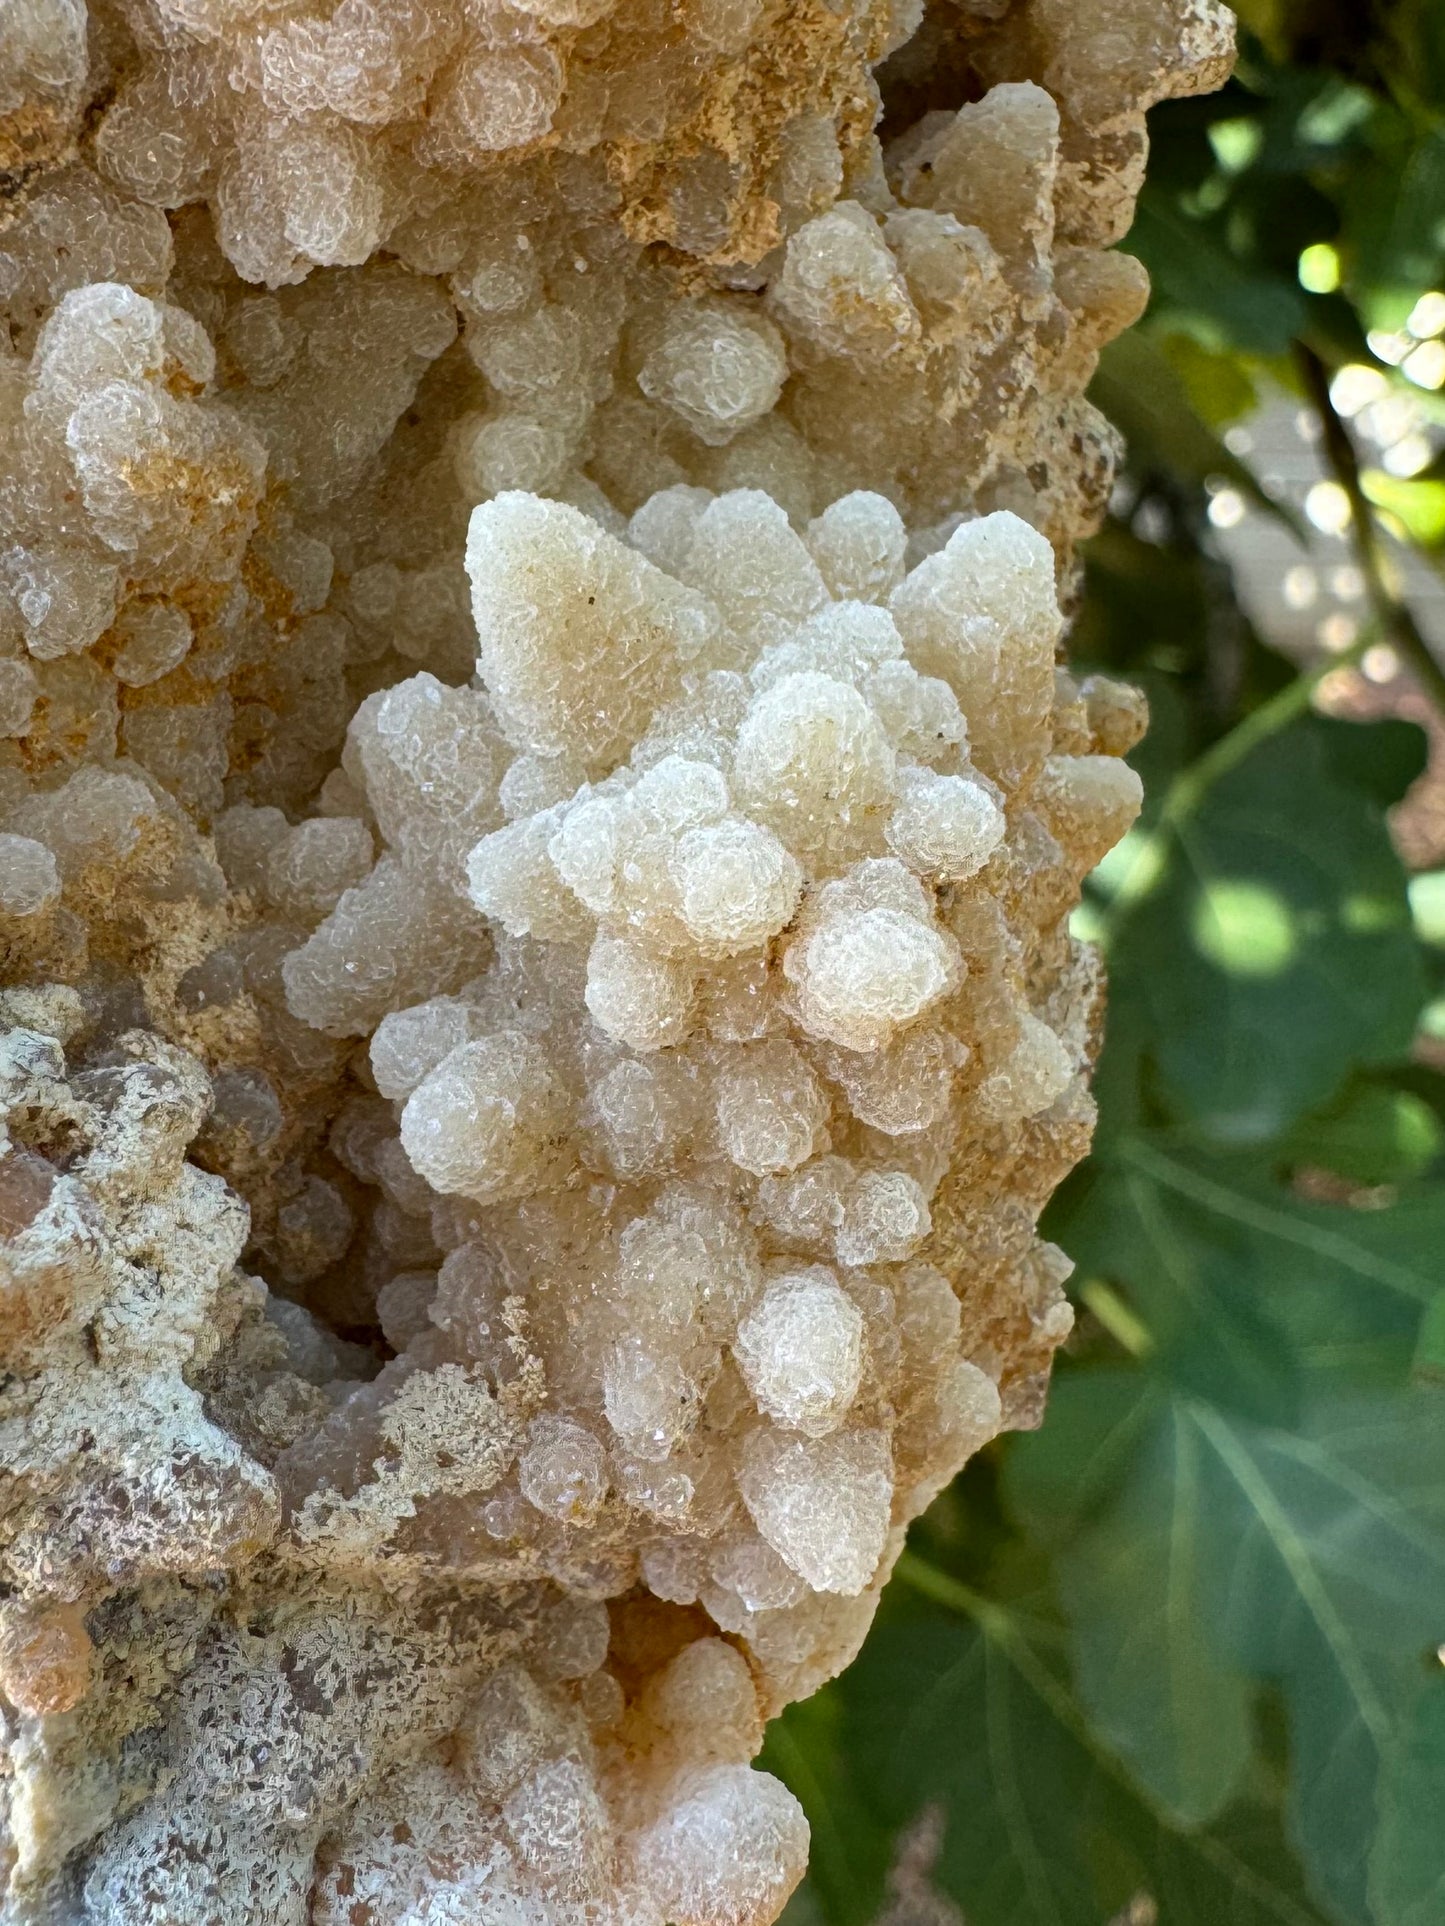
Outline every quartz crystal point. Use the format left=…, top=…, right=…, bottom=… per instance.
left=0, top=0, right=1231, bottom=1917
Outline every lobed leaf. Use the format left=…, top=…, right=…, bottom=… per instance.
left=1010, top=1387, right=1445, bottom=1923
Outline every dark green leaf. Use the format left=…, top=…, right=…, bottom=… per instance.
left=1342, top=124, right=1445, bottom=320
left=1312, top=716, right=1431, bottom=811
left=1205, top=1395, right=1445, bottom=1920
left=1277, top=1080, right=1445, bottom=1187
left=830, top=1580, right=1333, bottom=1926
left=1230, top=0, right=1290, bottom=60
left=1009, top=1376, right=1255, bottom=1826
left=1127, top=197, right=1310, bottom=355
left=1107, top=722, right=1428, bottom=1143
left=1369, top=1675, right=1445, bottom=1926
left=1053, top=1139, right=1445, bottom=1407
left=1056, top=1148, right=1296, bottom=1416
left=1012, top=1388, right=1445, bottom=1924
left=759, top=1688, right=891, bottom=1926
left=1411, top=1292, right=1445, bottom=1386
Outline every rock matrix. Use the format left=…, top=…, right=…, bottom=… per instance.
left=0, top=0, right=1230, bottom=1918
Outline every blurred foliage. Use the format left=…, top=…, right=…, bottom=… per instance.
left=762, top=7, right=1445, bottom=1923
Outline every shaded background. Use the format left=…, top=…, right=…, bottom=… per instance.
left=762, top=5, right=1445, bottom=1922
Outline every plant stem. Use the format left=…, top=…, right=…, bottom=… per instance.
left=1158, top=618, right=1378, bottom=822
left=1296, top=340, right=1445, bottom=713
left=1079, top=1279, right=1155, bottom=1358
left=892, top=1558, right=1067, bottom=1694
left=894, top=1550, right=993, bottom=1623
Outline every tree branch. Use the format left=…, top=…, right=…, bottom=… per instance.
left=1296, top=340, right=1445, bottom=713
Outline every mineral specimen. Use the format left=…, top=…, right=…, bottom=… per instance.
left=0, top=0, right=1232, bottom=1918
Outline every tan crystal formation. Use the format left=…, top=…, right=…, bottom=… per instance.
left=0, top=0, right=1231, bottom=1919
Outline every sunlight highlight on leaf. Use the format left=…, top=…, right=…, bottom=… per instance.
left=1191, top=879, right=1299, bottom=978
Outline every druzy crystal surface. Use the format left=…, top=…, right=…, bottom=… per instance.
left=0, top=0, right=1231, bottom=1918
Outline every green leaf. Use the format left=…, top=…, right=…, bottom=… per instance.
left=1369, top=1674, right=1445, bottom=1926
left=1204, top=1395, right=1445, bottom=1921
left=1127, top=197, right=1310, bottom=356
left=759, top=1688, right=891, bottom=1926
left=1277, top=1080, right=1445, bottom=1187
left=1363, top=472, right=1445, bottom=549
left=1070, top=539, right=1215, bottom=716
left=1008, top=1375, right=1255, bottom=1826
left=1107, top=721, right=1428, bottom=1143
left=1312, top=716, right=1430, bottom=812
left=1411, top=1292, right=1445, bottom=1386
left=829, top=1574, right=1333, bottom=1926
left=988, top=1369, right=1157, bottom=1533
left=1012, top=1387, right=1445, bottom=1925
left=1343, top=124, right=1445, bottom=320
left=1159, top=333, right=1261, bottom=430
left=1051, top=1139, right=1445, bottom=1408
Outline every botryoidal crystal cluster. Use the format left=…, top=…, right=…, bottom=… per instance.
left=0, top=0, right=1231, bottom=1917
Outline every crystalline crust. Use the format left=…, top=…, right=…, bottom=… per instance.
left=0, top=0, right=1227, bottom=1917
